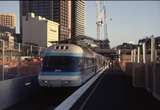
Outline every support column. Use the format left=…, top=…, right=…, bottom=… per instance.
left=118, top=49, right=121, bottom=62
left=133, top=49, right=136, bottom=62
left=30, top=45, right=33, bottom=57
left=151, top=35, right=155, bottom=63
left=131, top=50, right=134, bottom=62
left=137, top=46, right=140, bottom=63
left=18, top=43, right=21, bottom=53
left=155, top=49, right=157, bottom=63
left=38, top=47, right=41, bottom=56
left=142, top=43, right=146, bottom=63
left=18, top=43, right=21, bottom=66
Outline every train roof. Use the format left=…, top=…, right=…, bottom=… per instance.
left=47, top=44, right=82, bottom=52
left=43, top=44, right=96, bottom=58
left=82, top=46, right=96, bottom=58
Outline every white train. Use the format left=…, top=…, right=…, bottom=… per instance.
left=38, top=44, right=107, bottom=87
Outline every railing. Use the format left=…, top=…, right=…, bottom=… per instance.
left=0, top=39, right=46, bottom=81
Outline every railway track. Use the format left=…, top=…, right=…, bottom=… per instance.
left=5, top=67, right=107, bottom=110
left=6, top=87, right=77, bottom=110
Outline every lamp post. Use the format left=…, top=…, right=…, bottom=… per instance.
left=0, top=39, right=4, bottom=80
left=142, top=43, right=146, bottom=64
left=151, top=35, right=155, bottom=63
left=118, top=49, right=121, bottom=62
left=131, top=50, right=134, bottom=62
left=133, top=49, right=136, bottom=62
left=137, top=46, right=140, bottom=63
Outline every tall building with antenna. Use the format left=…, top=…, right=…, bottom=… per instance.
left=96, top=1, right=108, bottom=40
left=96, top=1, right=110, bottom=48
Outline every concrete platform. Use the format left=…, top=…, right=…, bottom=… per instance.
left=73, top=69, right=160, bottom=110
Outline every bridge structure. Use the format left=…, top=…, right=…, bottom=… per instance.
left=0, top=0, right=160, bottom=109
left=93, top=48, right=117, bottom=57
left=0, top=36, right=160, bottom=110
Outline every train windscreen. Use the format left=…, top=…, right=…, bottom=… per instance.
left=41, top=56, right=81, bottom=72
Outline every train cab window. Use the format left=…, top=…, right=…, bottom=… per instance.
left=65, top=46, right=69, bottom=49
left=42, top=56, right=81, bottom=71
left=56, top=46, right=59, bottom=49
left=61, top=46, right=64, bottom=49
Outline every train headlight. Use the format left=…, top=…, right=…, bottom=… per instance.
left=44, top=81, right=48, bottom=83
left=64, top=81, right=69, bottom=84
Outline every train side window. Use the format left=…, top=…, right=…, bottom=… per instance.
left=83, top=57, right=87, bottom=68
left=86, top=58, right=89, bottom=66
left=92, top=58, right=94, bottom=63
left=87, top=58, right=89, bottom=65
left=79, top=58, right=83, bottom=66
left=88, top=58, right=90, bottom=65
left=89, top=58, right=92, bottom=65
left=85, top=58, right=88, bottom=65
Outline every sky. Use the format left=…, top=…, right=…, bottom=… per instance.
left=0, top=1, right=160, bottom=47
left=86, top=1, right=160, bottom=47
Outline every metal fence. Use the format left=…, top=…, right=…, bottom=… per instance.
left=0, top=40, right=46, bottom=81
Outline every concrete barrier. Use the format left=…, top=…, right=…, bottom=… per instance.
left=132, top=63, right=145, bottom=88
left=125, top=62, right=133, bottom=76
left=124, top=62, right=160, bottom=101
left=0, top=75, right=39, bottom=110
left=153, top=64, right=160, bottom=100
left=145, top=63, right=154, bottom=92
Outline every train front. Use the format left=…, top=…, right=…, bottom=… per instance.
left=38, top=44, right=83, bottom=87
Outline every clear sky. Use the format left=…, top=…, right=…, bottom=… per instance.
left=0, top=1, right=160, bottom=47
left=86, top=1, right=160, bottom=47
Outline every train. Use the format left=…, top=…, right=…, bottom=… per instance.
left=38, top=44, right=108, bottom=87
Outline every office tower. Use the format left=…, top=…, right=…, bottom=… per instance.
left=22, top=13, right=59, bottom=47
left=71, top=0, right=85, bottom=42
left=20, top=1, right=71, bottom=41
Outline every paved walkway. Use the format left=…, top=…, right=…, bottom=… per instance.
left=81, top=69, right=160, bottom=110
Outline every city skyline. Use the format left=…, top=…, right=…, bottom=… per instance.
left=0, top=1, right=160, bottom=47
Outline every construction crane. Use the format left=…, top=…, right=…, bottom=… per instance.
left=96, top=1, right=108, bottom=40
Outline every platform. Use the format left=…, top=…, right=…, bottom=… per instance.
left=72, top=68, right=160, bottom=110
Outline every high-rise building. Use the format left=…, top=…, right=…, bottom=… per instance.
left=52, top=1, right=71, bottom=41
left=20, top=1, right=85, bottom=43
left=20, top=1, right=71, bottom=42
left=71, top=0, right=85, bottom=42
left=0, top=13, right=16, bottom=34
